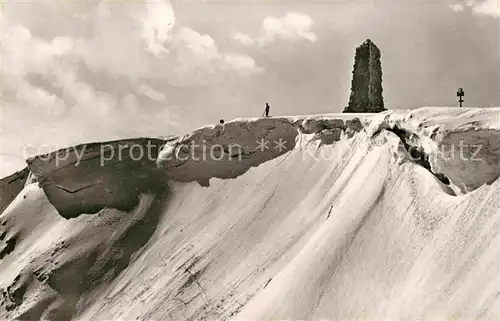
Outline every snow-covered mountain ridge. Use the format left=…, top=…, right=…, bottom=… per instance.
left=0, top=107, right=499, bottom=320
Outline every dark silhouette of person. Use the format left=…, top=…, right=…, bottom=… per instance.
left=220, top=119, right=224, bottom=124
left=265, top=103, right=270, bottom=117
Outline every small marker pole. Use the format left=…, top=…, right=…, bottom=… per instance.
left=457, top=87, right=464, bottom=107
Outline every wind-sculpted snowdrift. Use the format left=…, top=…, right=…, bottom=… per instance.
left=0, top=107, right=499, bottom=320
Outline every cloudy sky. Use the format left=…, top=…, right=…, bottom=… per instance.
left=0, top=0, right=499, bottom=176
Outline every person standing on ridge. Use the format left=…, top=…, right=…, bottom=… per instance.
left=265, top=103, right=270, bottom=117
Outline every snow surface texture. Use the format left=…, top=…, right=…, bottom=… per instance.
left=0, top=107, right=499, bottom=320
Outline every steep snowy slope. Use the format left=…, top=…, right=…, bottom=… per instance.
left=0, top=168, right=29, bottom=215
left=0, top=107, right=499, bottom=320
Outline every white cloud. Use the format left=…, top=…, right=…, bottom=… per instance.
left=122, top=94, right=140, bottom=115
left=52, top=66, right=117, bottom=117
left=1, top=0, right=262, bottom=126
left=1, top=0, right=261, bottom=166
left=75, top=3, right=153, bottom=78
left=449, top=0, right=500, bottom=18
left=176, top=27, right=219, bottom=57
left=1, top=18, right=75, bottom=117
left=261, top=12, right=318, bottom=44
left=222, top=53, right=263, bottom=75
left=472, top=0, right=500, bottom=18
left=1, top=14, right=118, bottom=120
left=74, top=1, right=262, bottom=85
left=232, top=12, right=317, bottom=47
left=15, top=82, right=66, bottom=116
left=138, top=85, right=166, bottom=102
left=2, top=0, right=262, bottom=97
left=2, top=22, right=74, bottom=83
left=140, top=0, right=176, bottom=56
left=232, top=32, right=255, bottom=46
left=171, top=27, right=262, bottom=85
left=449, top=3, right=465, bottom=11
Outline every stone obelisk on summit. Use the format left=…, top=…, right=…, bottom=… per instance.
left=343, top=39, right=386, bottom=113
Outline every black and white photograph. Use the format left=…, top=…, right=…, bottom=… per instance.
left=0, top=0, right=499, bottom=320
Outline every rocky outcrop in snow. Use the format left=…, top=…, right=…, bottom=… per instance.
left=157, top=118, right=298, bottom=186
left=26, top=138, right=168, bottom=218
left=24, top=117, right=354, bottom=218
left=18, top=107, right=500, bottom=221
left=370, top=107, right=500, bottom=193
left=157, top=116, right=363, bottom=187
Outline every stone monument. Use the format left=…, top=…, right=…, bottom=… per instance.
left=343, top=39, right=386, bottom=113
